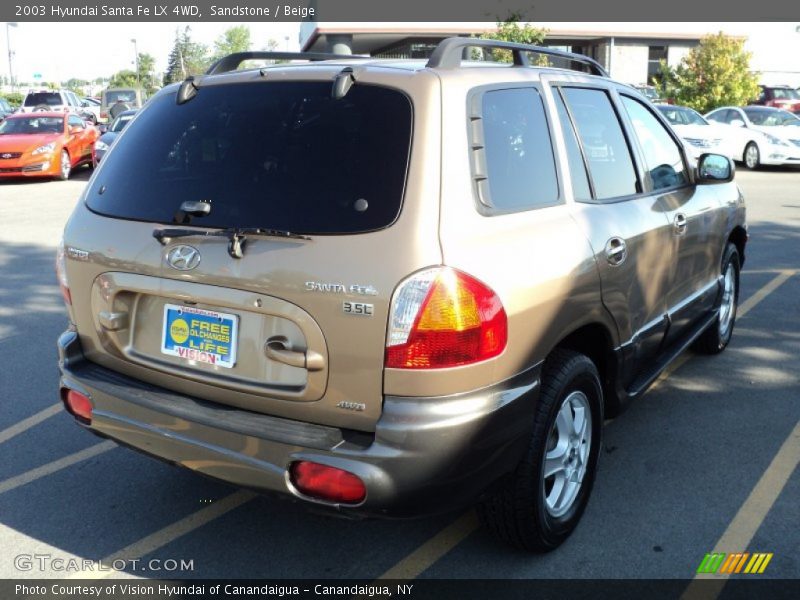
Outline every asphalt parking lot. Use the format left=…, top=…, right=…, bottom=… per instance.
left=0, top=165, right=798, bottom=589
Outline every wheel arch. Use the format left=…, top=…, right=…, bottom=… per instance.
left=728, top=225, right=747, bottom=266
left=550, top=322, right=618, bottom=417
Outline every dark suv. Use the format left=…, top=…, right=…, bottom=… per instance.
left=57, top=38, right=747, bottom=552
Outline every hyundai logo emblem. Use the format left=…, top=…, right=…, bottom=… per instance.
left=166, top=245, right=201, bottom=271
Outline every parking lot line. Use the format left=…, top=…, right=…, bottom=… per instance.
left=736, top=269, right=795, bottom=317
left=375, top=511, right=479, bottom=580
left=0, top=403, right=62, bottom=445
left=0, top=440, right=115, bottom=495
left=68, top=490, right=256, bottom=580
left=681, top=420, right=800, bottom=600
left=374, top=269, right=798, bottom=581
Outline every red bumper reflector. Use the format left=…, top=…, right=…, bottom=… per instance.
left=61, top=388, right=92, bottom=423
left=289, top=461, right=366, bottom=504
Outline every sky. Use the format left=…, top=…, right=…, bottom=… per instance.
left=1, top=22, right=302, bottom=84
left=1, top=21, right=799, bottom=85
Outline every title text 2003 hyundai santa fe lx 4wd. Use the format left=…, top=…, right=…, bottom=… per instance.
left=57, top=38, right=747, bottom=551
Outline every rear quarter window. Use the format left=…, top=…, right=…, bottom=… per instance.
left=86, top=81, right=413, bottom=234
left=475, top=87, right=560, bottom=212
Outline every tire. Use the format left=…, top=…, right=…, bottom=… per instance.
left=744, top=142, right=760, bottom=170
left=478, top=349, right=603, bottom=552
left=58, top=150, right=71, bottom=181
left=34, top=104, right=49, bottom=112
left=693, top=243, right=740, bottom=354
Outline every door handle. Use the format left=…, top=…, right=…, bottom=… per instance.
left=674, top=213, right=687, bottom=235
left=604, top=237, right=627, bottom=266
left=265, top=337, right=324, bottom=371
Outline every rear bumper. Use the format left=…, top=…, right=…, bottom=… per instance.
left=58, top=329, right=539, bottom=517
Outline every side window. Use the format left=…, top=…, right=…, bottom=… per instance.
left=478, top=87, right=559, bottom=211
left=561, top=87, right=639, bottom=200
left=720, top=110, right=736, bottom=124
left=621, top=96, right=688, bottom=191
left=553, top=90, right=592, bottom=201
left=68, top=115, right=85, bottom=129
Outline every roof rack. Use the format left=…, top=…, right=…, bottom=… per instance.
left=206, top=51, right=364, bottom=75
left=426, top=37, right=608, bottom=78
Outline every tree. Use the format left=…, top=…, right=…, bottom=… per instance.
left=213, top=25, right=251, bottom=61
left=64, top=78, right=90, bottom=96
left=108, top=70, right=138, bottom=88
left=478, top=16, right=547, bottom=64
left=136, top=52, right=158, bottom=94
left=659, top=33, right=760, bottom=114
left=163, top=27, right=209, bottom=85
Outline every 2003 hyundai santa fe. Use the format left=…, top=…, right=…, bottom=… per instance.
left=57, top=38, right=747, bottom=551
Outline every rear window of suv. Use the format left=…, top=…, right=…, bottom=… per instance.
left=103, top=91, right=138, bottom=104
left=24, top=92, right=63, bottom=107
left=86, top=81, right=413, bottom=234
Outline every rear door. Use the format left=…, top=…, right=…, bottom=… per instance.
left=68, top=72, right=442, bottom=431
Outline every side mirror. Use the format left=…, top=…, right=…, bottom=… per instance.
left=697, top=153, right=734, bottom=184
left=730, top=119, right=745, bottom=128
left=69, top=125, right=83, bottom=135
left=97, top=124, right=108, bottom=134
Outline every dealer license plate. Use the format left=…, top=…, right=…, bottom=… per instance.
left=161, top=304, right=238, bottom=369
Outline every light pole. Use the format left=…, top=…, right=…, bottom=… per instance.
left=131, top=38, right=140, bottom=88
left=6, top=22, right=18, bottom=93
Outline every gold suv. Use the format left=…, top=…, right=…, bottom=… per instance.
left=57, top=38, right=747, bottom=551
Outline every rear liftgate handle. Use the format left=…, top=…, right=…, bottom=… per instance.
left=264, top=336, right=324, bottom=371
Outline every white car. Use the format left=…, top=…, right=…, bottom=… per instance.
left=79, top=97, right=101, bottom=125
left=656, top=104, right=733, bottom=160
left=705, top=106, right=800, bottom=169
left=18, top=89, right=84, bottom=116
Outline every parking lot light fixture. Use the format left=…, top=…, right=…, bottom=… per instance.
left=6, top=22, right=18, bottom=93
left=131, top=38, right=140, bottom=88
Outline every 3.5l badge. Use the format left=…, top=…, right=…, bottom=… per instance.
left=343, top=301, right=374, bottom=317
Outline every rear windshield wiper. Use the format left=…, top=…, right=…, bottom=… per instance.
left=153, top=227, right=311, bottom=259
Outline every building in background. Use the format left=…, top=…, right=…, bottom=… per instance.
left=300, top=23, right=780, bottom=87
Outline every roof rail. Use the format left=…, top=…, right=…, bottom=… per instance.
left=425, top=37, right=609, bottom=78
left=206, top=51, right=365, bottom=75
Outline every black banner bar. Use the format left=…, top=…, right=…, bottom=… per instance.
left=4, top=579, right=800, bottom=600
left=3, top=0, right=800, bottom=23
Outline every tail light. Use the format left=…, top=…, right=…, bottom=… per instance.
left=56, top=240, right=71, bottom=306
left=61, top=388, right=92, bottom=424
left=100, top=111, right=108, bottom=118
left=385, top=267, right=507, bottom=369
left=289, top=461, right=366, bottom=504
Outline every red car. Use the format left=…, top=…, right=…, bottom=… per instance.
left=753, top=85, right=800, bottom=113
left=0, top=112, right=98, bottom=180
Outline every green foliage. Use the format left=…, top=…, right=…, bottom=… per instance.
left=164, top=27, right=209, bottom=85
left=109, top=70, right=138, bottom=88
left=65, top=78, right=89, bottom=95
left=213, top=25, right=251, bottom=61
left=477, top=16, right=547, bottom=64
left=659, top=32, right=760, bottom=114
left=1, top=92, right=23, bottom=107
left=136, top=53, right=159, bottom=95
